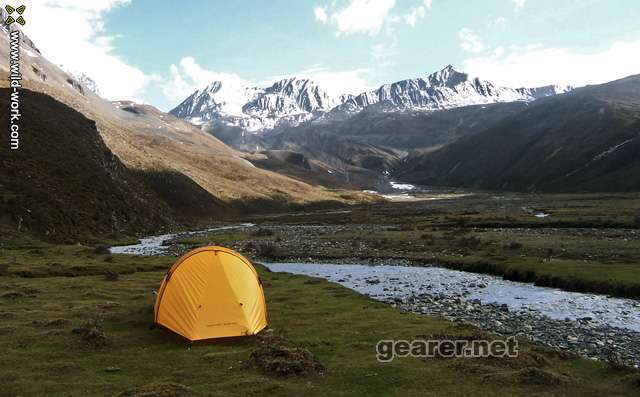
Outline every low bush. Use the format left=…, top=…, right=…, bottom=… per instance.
left=251, top=228, right=275, bottom=237
left=256, top=242, right=284, bottom=259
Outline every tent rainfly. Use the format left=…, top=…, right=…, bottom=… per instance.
left=154, top=246, right=268, bottom=341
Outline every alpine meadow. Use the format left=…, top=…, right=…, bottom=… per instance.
left=2, top=1, right=640, bottom=396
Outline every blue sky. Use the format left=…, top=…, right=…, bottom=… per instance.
left=23, top=0, right=640, bottom=110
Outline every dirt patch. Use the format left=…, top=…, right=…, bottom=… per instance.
left=303, top=278, right=324, bottom=285
left=72, top=319, right=112, bottom=348
left=481, top=351, right=551, bottom=369
left=1, top=291, right=26, bottom=299
left=622, top=373, right=640, bottom=388
left=115, top=383, right=197, bottom=397
left=531, top=345, right=573, bottom=361
left=46, top=318, right=71, bottom=327
left=1, top=285, right=39, bottom=298
left=246, top=330, right=325, bottom=376
left=104, top=270, right=120, bottom=281
left=482, top=367, right=574, bottom=386
left=449, top=351, right=551, bottom=375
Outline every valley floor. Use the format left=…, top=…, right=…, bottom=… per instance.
left=187, top=191, right=640, bottom=299
left=2, top=192, right=640, bottom=396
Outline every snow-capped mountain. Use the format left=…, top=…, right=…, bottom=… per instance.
left=170, top=77, right=340, bottom=131
left=73, top=74, right=101, bottom=96
left=244, top=77, right=341, bottom=117
left=334, top=65, right=572, bottom=113
left=170, top=65, right=572, bottom=133
left=58, top=65, right=102, bottom=96
left=515, top=84, right=574, bottom=100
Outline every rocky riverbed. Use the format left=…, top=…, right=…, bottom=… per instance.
left=396, top=294, right=640, bottom=368
left=265, top=262, right=640, bottom=368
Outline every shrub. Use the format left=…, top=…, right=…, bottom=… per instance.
left=246, top=330, right=325, bottom=376
left=104, top=271, right=119, bottom=281
left=508, top=241, right=523, bottom=250
left=72, top=319, right=112, bottom=348
left=457, top=236, right=482, bottom=248
left=251, top=228, right=275, bottom=237
left=93, top=245, right=110, bottom=255
left=256, top=242, right=284, bottom=259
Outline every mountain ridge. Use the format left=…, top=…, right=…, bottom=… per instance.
left=170, top=76, right=341, bottom=132
left=171, top=65, right=572, bottom=133
left=395, top=74, right=640, bottom=192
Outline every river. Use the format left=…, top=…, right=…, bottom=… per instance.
left=110, top=226, right=640, bottom=367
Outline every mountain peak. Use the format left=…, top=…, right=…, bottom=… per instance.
left=204, top=81, right=223, bottom=92
left=443, top=64, right=457, bottom=72
left=427, top=65, right=469, bottom=88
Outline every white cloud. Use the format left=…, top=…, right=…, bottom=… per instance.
left=404, top=0, right=433, bottom=27
left=263, top=66, right=372, bottom=97
left=163, top=57, right=251, bottom=102
left=314, top=0, right=397, bottom=36
left=462, top=40, right=640, bottom=88
left=371, top=40, right=398, bottom=69
left=490, top=16, right=507, bottom=30
left=512, top=0, right=526, bottom=11
left=313, top=6, right=328, bottom=23
left=21, top=0, right=153, bottom=101
left=404, top=5, right=426, bottom=27
left=458, top=28, right=485, bottom=53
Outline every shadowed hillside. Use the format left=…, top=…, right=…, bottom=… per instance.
left=0, top=89, right=176, bottom=242
left=397, top=75, right=640, bottom=192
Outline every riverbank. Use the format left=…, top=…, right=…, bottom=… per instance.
left=1, top=240, right=639, bottom=396
left=264, top=262, right=640, bottom=368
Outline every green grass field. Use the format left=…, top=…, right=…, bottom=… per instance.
left=1, top=241, right=640, bottom=396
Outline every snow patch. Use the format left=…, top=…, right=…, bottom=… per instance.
left=390, top=181, right=416, bottom=190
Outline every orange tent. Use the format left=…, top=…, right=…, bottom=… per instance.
left=154, top=246, right=268, bottom=341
